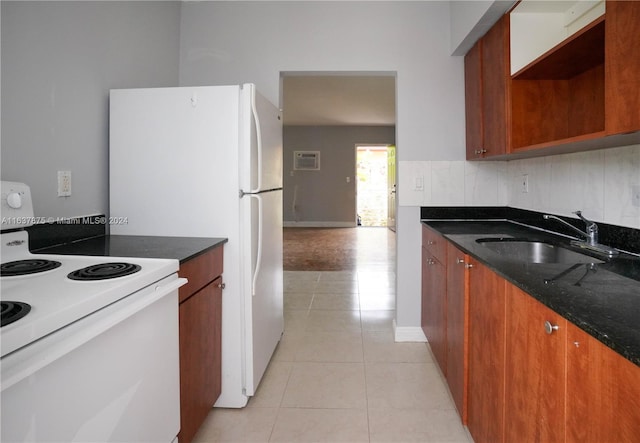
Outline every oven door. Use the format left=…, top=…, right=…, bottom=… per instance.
left=1, top=274, right=185, bottom=443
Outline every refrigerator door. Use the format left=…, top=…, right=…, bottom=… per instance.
left=240, top=84, right=283, bottom=193
left=238, top=84, right=284, bottom=396
left=240, top=190, right=284, bottom=396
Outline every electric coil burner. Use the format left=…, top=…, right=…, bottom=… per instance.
left=1, top=259, right=62, bottom=277
left=67, top=262, right=142, bottom=281
left=1, top=301, right=31, bottom=327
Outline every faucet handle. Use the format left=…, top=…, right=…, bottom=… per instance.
left=573, top=210, right=593, bottom=225
left=573, top=211, right=598, bottom=242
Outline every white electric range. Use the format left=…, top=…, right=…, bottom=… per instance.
left=0, top=181, right=186, bottom=443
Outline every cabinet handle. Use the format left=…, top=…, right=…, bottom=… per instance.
left=464, top=263, right=474, bottom=269
left=544, top=321, right=559, bottom=335
left=474, top=149, right=488, bottom=155
left=427, top=259, right=436, bottom=265
left=427, top=240, right=435, bottom=245
left=456, top=258, right=465, bottom=264
left=218, top=282, right=226, bottom=289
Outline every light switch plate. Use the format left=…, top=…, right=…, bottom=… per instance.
left=57, top=171, right=71, bottom=197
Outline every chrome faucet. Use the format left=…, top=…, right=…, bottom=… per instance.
left=543, top=211, right=597, bottom=245
left=543, top=211, right=619, bottom=257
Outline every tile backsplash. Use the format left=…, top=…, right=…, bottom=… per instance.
left=399, top=143, right=640, bottom=229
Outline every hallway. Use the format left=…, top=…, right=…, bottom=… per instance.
left=192, top=227, right=471, bottom=442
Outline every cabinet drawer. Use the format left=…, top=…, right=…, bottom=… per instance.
left=178, top=245, right=223, bottom=303
left=422, top=224, right=447, bottom=262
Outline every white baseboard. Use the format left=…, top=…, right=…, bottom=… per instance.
left=283, top=221, right=357, bottom=228
left=393, top=322, right=427, bottom=342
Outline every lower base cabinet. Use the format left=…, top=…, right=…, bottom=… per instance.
left=467, top=258, right=506, bottom=443
left=445, top=242, right=468, bottom=422
left=421, top=226, right=640, bottom=442
left=178, top=278, right=222, bottom=443
left=177, top=246, right=224, bottom=443
left=505, top=284, right=567, bottom=443
left=421, top=245, right=447, bottom=374
left=566, top=323, right=640, bottom=442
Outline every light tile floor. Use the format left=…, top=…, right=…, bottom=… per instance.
left=192, top=270, right=473, bottom=442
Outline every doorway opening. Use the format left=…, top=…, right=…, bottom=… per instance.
left=356, top=145, right=391, bottom=227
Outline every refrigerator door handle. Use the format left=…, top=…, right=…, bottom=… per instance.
left=249, top=193, right=263, bottom=296
left=249, top=86, right=263, bottom=194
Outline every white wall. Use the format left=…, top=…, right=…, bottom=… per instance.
left=449, top=0, right=516, bottom=55
left=178, top=1, right=467, bottom=331
left=1, top=1, right=181, bottom=218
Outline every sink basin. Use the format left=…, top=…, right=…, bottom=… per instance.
left=476, top=239, right=603, bottom=264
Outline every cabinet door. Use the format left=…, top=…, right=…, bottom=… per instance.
left=505, top=284, right=566, bottom=443
left=421, top=246, right=447, bottom=374
left=481, top=13, right=510, bottom=157
left=467, top=258, right=506, bottom=443
left=446, top=243, right=468, bottom=422
left=465, top=14, right=510, bottom=159
left=605, top=0, right=640, bottom=135
left=465, top=40, right=483, bottom=159
left=178, top=277, right=223, bottom=443
left=566, top=323, right=640, bottom=443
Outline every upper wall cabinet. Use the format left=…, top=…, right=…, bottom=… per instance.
left=604, top=1, right=640, bottom=136
left=464, top=14, right=510, bottom=159
left=465, top=0, right=640, bottom=160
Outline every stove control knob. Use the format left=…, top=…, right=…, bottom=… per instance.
left=7, top=192, right=22, bottom=209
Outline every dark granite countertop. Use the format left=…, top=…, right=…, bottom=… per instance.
left=421, top=217, right=640, bottom=366
left=34, top=235, right=227, bottom=264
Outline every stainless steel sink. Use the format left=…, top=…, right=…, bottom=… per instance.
left=476, top=239, right=603, bottom=264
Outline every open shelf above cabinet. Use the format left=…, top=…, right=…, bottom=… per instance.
left=512, top=18, right=604, bottom=80
left=510, top=16, right=606, bottom=151
left=510, top=0, right=605, bottom=75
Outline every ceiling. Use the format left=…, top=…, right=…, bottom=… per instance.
left=281, top=75, right=396, bottom=126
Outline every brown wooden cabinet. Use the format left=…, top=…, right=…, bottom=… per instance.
left=464, top=14, right=510, bottom=159
left=421, top=226, right=640, bottom=442
left=421, top=225, right=447, bottom=374
left=604, top=0, right=640, bottom=136
left=445, top=242, right=468, bottom=422
left=177, top=245, right=224, bottom=443
left=505, top=284, right=567, bottom=443
left=466, top=258, right=506, bottom=443
left=421, top=229, right=469, bottom=422
left=466, top=0, right=640, bottom=160
left=566, top=323, right=640, bottom=443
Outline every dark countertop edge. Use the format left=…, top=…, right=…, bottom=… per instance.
left=183, top=239, right=228, bottom=263
left=421, top=218, right=640, bottom=367
left=33, top=234, right=228, bottom=264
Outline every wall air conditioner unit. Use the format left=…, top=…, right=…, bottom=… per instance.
left=293, top=151, right=320, bottom=170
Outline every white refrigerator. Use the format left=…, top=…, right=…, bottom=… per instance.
left=109, top=84, right=284, bottom=408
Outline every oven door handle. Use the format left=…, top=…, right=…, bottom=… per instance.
left=0, top=276, right=187, bottom=391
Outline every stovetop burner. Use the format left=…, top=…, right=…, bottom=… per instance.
left=0, top=259, right=62, bottom=277
left=1, top=301, right=32, bottom=327
left=67, top=262, right=141, bottom=281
